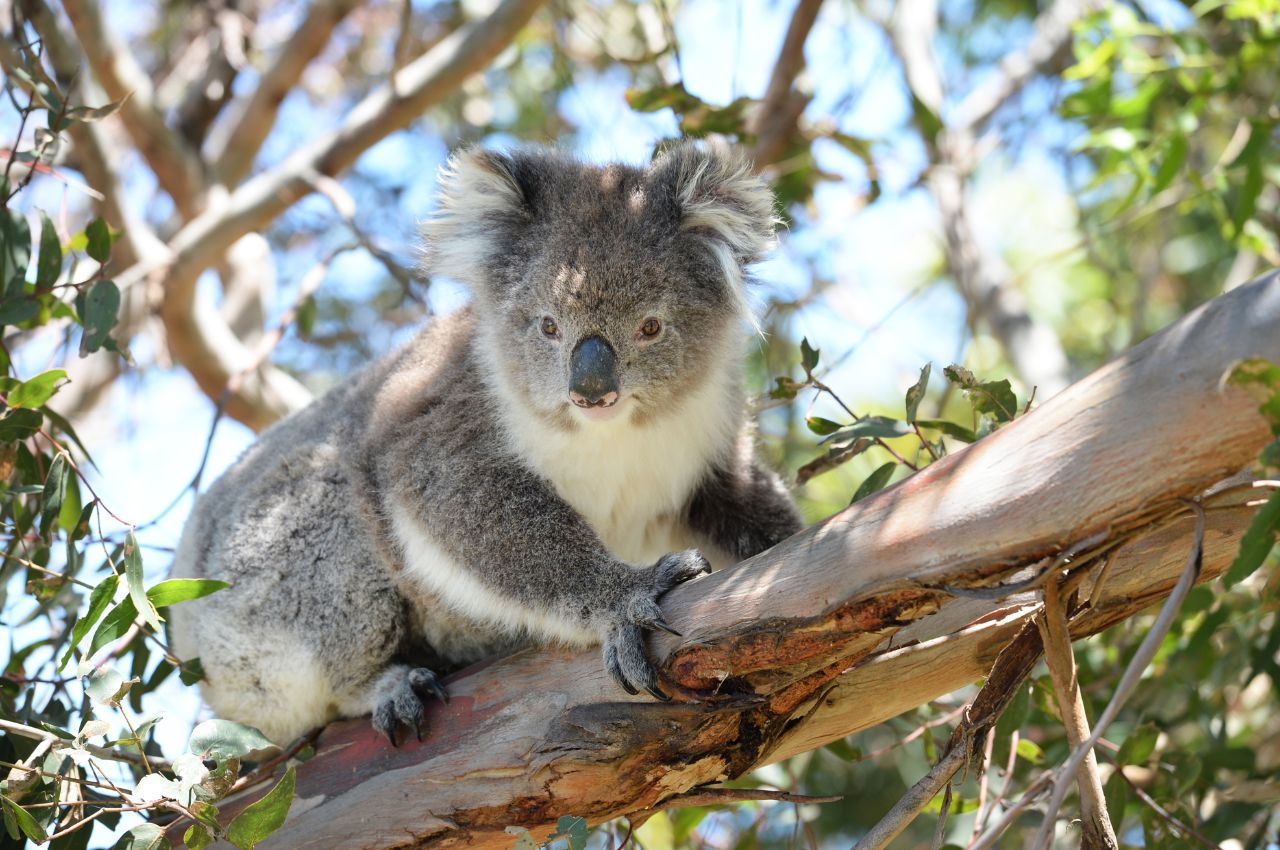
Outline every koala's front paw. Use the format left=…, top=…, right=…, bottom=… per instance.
left=372, top=667, right=449, bottom=747
left=602, top=549, right=711, bottom=701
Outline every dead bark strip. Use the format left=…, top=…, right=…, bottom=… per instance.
left=188, top=272, right=1280, bottom=850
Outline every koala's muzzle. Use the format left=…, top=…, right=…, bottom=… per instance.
left=569, top=336, right=620, bottom=408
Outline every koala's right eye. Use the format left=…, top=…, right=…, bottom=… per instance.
left=541, top=317, right=560, bottom=338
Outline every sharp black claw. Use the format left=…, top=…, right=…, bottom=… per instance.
left=648, top=618, right=683, bottom=637
left=388, top=728, right=399, bottom=748
left=605, top=645, right=639, bottom=695
left=643, top=683, right=672, bottom=702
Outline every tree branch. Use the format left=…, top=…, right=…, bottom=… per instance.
left=890, top=0, right=1078, bottom=397
left=1036, top=575, right=1118, bottom=849
left=100, top=0, right=545, bottom=432
left=748, top=0, right=823, bottom=166
left=208, top=0, right=363, bottom=187
left=174, top=273, right=1280, bottom=848
left=59, top=0, right=209, bottom=215
left=951, top=0, right=1093, bottom=132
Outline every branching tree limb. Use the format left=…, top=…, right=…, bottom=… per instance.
left=178, top=273, right=1279, bottom=849
left=60, top=0, right=210, bottom=215
left=748, top=0, right=823, bottom=166
left=209, top=0, right=364, bottom=187
left=890, top=0, right=1086, bottom=399
left=119, top=0, right=545, bottom=431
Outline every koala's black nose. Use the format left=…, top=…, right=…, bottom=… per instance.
left=569, top=336, right=620, bottom=408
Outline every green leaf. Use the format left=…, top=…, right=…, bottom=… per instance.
left=828, top=416, right=911, bottom=442
left=78, top=278, right=120, bottom=356
left=88, top=596, right=138, bottom=656
left=904, top=363, right=931, bottom=422
left=1222, top=489, right=1280, bottom=587
left=85, top=666, right=137, bottom=706
left=189, top=719, right=278, bottom=761
left=909, top=93, right=943, bottom=143
left=60, top=574, right=119, bottom=670
left=851, top=462, right=896, bottom=504
left=36, top=211, right=62, bottom=289
left=944, top=365, right=1018, bottom=422
left=0, top=796, right=47, bottom=842
left=0, top=408, right=43, bottom=442
left=799, top=337, right=820, bottom=374
left=184, top=824, right=213, bottom=850
left=805, top=416, right=843, bottom=436
left=85, top=217, right=111, bottom=264
left=40, top=453, right=71, bottom=538
left=1015, top=737, right=1045, bottom=764
left=1153, top=131, right=1187, bottom=193
left=112, top=823, right=169, bottom=850
left=1103, top=771, right=1129, bottom=821
left=66, top=94, right=131, bottom=123
left=147, top=578, right=231, bottom=608
left=551, top=815, right=588, bottom=850
left=1117, top=722, right=1160, bottom=765
left=1, top=207, right=32, bottom=296
left=9, top=368, right=68, bottom=408
left=179, top=657, right=206, bottom=686
left=505, top=826, right=537, bottom=850
left=1260, top=437, right=1280, bottom=470
left=124, top=531, right=163, bottom=631
left=914, top=418, right=978, bottom=443
left=1231, top=121, right=1266, bottom=236
left=226, top=766, right=295, bottom=850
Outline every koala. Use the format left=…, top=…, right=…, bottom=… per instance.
left=169, top=141, right=804, bottom=746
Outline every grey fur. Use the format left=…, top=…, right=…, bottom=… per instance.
left=169, top=141, right=803, bottom=745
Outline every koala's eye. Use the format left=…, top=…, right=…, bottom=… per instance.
left=541, top=317, right=559, bottom=338
left=639, top=318, right=662, bottom=338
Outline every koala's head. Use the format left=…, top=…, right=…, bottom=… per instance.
left=422, top=141, right=776, bottom=428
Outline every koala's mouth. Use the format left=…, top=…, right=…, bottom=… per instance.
left=569, top=391, right=626, bottom=422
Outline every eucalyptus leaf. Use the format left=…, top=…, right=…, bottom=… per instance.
left=226, top=766, right=295, bottom=850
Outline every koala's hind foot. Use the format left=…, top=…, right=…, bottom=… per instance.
left=604, top=550, right=712, bottom=700
left=372, top=666, right=449, bottom=747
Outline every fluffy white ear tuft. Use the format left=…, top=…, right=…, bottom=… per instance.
left=421, top=147, right=530, bottom=288
left=653, top=139, right=779, bottom=269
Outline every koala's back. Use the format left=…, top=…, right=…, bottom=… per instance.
left=169, top=311, right=501, bottom=740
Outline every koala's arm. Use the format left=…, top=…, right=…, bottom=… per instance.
left=381, top=438, right=707, bottom=699
left=687, top=457, right=804, bottom=562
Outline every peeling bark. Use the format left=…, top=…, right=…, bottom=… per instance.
left=184, top=273, right=1280, bottom=849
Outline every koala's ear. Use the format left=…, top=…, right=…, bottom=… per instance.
left=649, top=140, right=778, bottom=268
left=421, top=147, right=534, bottom=287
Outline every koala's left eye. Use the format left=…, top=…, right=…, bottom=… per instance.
left=639, top=318, right=662, bottom=338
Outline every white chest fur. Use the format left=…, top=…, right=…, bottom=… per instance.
left=506, top=388, right=735, bottom=564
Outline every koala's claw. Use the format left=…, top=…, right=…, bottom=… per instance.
left=373, top=666, right=449, bottom=748
left=601, top=549, right=711, bottom=701
left=656, top=550, right=713, bottom=587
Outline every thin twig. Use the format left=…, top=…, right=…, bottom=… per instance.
left=1031, top=501, right=1206, bottom=850
left=1037, top=572, right=1118, bottom=848
left=1098, top=752, right=1224, bottom=850
left=659, top=788, right=843, bottom=811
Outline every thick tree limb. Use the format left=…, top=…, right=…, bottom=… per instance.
left=107, top=0, right=545, bottom=431
left=208, top=0, right=364, bottom=187
left=182, top=273, right=1279, bottom=849
left=60, top=0, right=209, bottom=215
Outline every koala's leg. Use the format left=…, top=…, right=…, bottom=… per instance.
left=388, top=455, right=710, bottom=701
left=686, top=460, right=805, bottom=562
